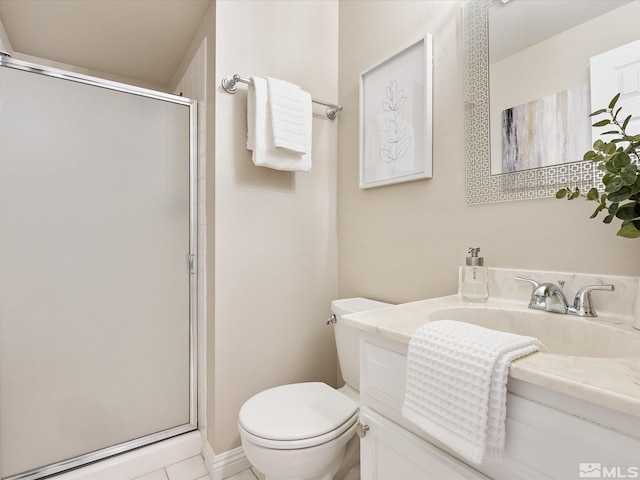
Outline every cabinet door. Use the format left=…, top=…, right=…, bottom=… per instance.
left=360, top=408, right=487, bottom=480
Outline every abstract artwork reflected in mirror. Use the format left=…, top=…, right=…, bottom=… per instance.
left=501, top=85, right=591, bottom=173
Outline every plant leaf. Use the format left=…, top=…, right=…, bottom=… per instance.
left=589, top=108, right=607, bottom=117
left=617, top=223, right=640, bottom=238
left=607, top=186, right=631, bottom=203
left=621, top=170, right=637, bottom=186
left=614, top=203, right=640, bottom=220
left=556, top=188, right=568, bottom=199
left=586, top=188, right=599, bottom=201
left=603, top=143, right=617, bottom=155
left=605, top=161, right=619, bottom=174
left=609, top=93, right=621, bottom=109
left=614, top=106, right=622, bottom=120
left=590, top=203, right=606, bottom=218
left=622, top=115, right=632, bottom=131
left=602, top=173, right=614, bottom=185
left=593, top=119, right=611, bottom=127
left=613, top=151, right=631, bottom=169
left=583, top=150, right=598, bottom=161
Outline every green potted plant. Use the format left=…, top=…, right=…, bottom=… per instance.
left=557, top=93, right=640, bottom=238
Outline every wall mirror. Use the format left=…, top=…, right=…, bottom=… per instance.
left=464, top=0, right=639, bottom=204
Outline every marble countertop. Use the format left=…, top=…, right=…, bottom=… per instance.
left=342, top=295, right=640, bottom=418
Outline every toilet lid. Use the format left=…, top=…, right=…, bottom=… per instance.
left=238, top=382, right=357, bottom=441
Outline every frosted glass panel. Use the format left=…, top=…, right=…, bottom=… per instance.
left=0, top=66, right=193, bottom=478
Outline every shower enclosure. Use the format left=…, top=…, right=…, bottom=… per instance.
left=0, top=56, right=198, bottom=480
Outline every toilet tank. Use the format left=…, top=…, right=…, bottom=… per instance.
left=331, top=298, right=391, bottom=392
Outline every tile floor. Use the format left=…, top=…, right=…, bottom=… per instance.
left=132, top=455, right=264, bottom=480
left=224, top=467, right=264, bottom=480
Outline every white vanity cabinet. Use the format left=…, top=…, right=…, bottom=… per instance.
left=358, top=332, right=640, bottom=479
left=360, top=407, right=484, bottom=479
left=359, top=333, right=488, bottom=480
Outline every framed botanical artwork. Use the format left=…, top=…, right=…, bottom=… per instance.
left=359, top=34, right=433, bottom=189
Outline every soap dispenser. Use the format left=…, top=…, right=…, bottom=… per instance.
left=461, top=247, right=488, bottom=303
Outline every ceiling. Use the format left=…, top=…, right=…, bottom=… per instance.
left=0, top=0, right=213, bottom=88
left=489, top=0, right=632, bottom=63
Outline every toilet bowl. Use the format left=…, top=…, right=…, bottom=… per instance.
left=239, top=382, right=358, bottom=480
left=238, top=298, right=391, bottom=480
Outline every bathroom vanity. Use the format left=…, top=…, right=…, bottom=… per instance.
left=344, top=268, right=640, bottom=479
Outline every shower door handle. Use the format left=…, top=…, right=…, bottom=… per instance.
left=189, top=254, right=197, bottom=274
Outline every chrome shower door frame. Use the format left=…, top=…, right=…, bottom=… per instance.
left=0, top=55, right=199, bottom=480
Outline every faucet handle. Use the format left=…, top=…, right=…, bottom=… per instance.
left=515, top=276, right=540, bottom=290
left=515, top=277, right=543, bottom=309
left=572, top=284, right=615, bottom=317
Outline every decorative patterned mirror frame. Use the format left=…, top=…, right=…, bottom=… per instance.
left=463, top=0, right=599, bottom=205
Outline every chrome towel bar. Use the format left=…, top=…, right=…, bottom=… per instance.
left=221, top=74, right=343, bottom=120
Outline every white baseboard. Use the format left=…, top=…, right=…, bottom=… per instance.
left=203, top=441, right=252, bottom=480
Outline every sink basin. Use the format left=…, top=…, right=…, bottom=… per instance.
left=425, top=306, right=640, bottom=358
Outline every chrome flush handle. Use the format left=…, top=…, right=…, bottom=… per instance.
left=326, top=314, right=337, bottom=325
left=356, top=423, right=369, bottom=438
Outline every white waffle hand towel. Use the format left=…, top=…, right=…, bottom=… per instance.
left=246, top=76, right=312, bottom=172
left=265, top=76, right=310, bottom=155
left=402, top=320, right=544, bottom=465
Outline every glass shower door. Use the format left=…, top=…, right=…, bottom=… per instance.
left=0, top=57, right=197, bottom=480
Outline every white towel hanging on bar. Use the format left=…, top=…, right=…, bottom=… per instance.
left=246, top=76, right=312, bottom=172
left=266, top=76, right=310, bottom=155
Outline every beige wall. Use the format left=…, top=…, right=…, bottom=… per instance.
left=213, top=0, right=339, bottom=452
left=337, top=0, right=640, bottom=306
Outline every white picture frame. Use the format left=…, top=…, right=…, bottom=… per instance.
left=359, top=34, right=433, bottom=189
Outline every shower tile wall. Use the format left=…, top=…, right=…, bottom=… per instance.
left=173, top=38, right=208, bottom=433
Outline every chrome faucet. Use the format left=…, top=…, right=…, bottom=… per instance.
left=515, top=277, right=614, bottom=317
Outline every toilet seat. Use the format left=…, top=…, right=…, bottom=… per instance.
left=239, top=410, right=358, bottom=450
left=238, top=382, right=358, bottom=450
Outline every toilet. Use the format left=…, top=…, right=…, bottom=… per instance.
left=238, top=298, right=391, bottom=480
